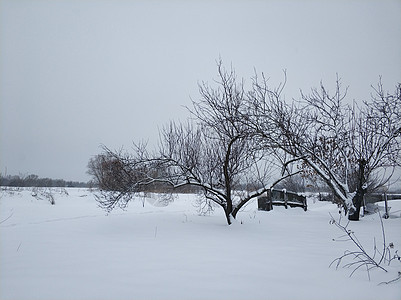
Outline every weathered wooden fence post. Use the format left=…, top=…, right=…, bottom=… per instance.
left=383, top=192, right=389, bottom=219
left=283, top=189, right=288, bottom=209
left=267, top=189, right=273, bottom=211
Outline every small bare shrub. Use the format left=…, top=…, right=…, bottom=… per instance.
left=31, top=187, right=55, bottom=205
left=329, top=211, right=400, bottom=283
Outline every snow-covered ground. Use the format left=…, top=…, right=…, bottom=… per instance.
left=1, top=188, right=400, bottom=300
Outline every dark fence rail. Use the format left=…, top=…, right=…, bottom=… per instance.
left=318, top=192, right=401, bottom=205
left=364, top=193, right=401, bottom=204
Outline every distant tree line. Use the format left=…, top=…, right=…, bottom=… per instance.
left=0, top=173, right=89, bottom=188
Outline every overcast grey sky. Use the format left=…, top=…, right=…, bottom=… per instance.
left=1, top=0, right=400, bottom=182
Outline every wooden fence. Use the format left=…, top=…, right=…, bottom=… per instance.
left=258, top=189, right=307, bottom=212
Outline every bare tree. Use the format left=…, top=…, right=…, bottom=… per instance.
left=148, top=62, right=286, bottom=224
left=249, top=76, right=401, bottom=220
left=87, top=149, right=151, bottom=211
left=347, top=81, right=401, bottom=219
left=91, top=61, right=294, bottom=224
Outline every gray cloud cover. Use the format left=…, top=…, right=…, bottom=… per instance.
left=1, top=0, right=400, bottom=182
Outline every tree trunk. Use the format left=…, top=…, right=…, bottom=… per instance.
left=348, top=188, right=365, bottom=221
left=225, top=211, right=232, bottom=225
left=348, top=159, right=366, bottom=221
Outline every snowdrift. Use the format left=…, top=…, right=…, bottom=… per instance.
left=1, top=188, right=400, bottom=300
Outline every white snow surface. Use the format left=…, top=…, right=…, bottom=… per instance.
left=1, top=188, right=400, bottom=300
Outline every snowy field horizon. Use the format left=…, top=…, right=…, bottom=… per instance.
left=1, top=187, right=400, bottom=300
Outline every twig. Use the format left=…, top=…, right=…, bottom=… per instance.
left=379, top=272, right=401, bottom=285
left=329, top=211, right=399, bottom=281
left=0, top=210, right=13, bottom=224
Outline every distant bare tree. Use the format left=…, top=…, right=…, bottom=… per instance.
left=87, top=150, right=149, bottom=211
left=249, top=76, right=401, bottom=220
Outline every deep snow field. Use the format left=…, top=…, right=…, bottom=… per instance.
left=0, top=187, right=400, bottom=300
